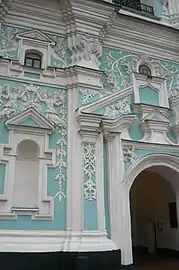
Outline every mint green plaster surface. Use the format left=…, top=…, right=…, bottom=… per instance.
left=139, top=86, right=159, bottom=106
left=100, top=46, right=179, bottom=100
left=18, top=117, right=39, bottom=127
left=0, top=77, right=67, bottom=230
left=0, top=164, right=6, bottom=194
left=24, top=72, right=40, bottom=79
left=103, top=140, right=110, bottom=237
left=129, top=113, right=143, bottom=141
left=0, top=24, right=70, bottom=68
left=84, top=199, right=98, bottom=230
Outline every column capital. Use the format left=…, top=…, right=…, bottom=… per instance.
left=77, top=112, right=102, bottom=143
left=102, top=114, right=136, bottom=140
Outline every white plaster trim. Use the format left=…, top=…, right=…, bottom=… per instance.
left=120, top=154, right=179, bottom=265
left=132, top=72, right=169, bottom=107
left=80, top=85, right=133, bottom=114
left=122, top=139, right=179, bottom=151
left=0, top=230, right=117, bottom=253
left=105, top=133, right=124, bottom=252
left=96, top=133, right=106, bottom=233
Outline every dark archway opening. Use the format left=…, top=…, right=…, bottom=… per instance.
left=130, top=167, right=179, bottom=267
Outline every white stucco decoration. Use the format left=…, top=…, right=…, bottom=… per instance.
left=132, top=72, right=169, bottom=108
left=16, top=29, right=55, bottom=69
left=0, top=107, right=56, bottom=219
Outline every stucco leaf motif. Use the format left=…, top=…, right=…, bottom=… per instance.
left=101, top=50, right=138, bottom=96
left=51, top=35, right=69, bottom=67
left=104, top=96, right=130, bottom=119
left=0, top=26, right=18, bottom=58
left=78, top=33, right=101, bottom=61
left=0, top=82, right=68, bottom=202
left=78, top=88, right=98, bottom=105
left=54, top=90, right=68, bottom=201
left=123, top=146, right=137, bottom=164
left=84, top=143, right=97, bottom=201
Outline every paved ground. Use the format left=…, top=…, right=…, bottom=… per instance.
left=133, top=260, right=179, bottom=270
left=132, top=251, right=179, bottom=270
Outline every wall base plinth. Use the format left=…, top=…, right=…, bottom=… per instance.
left=63, top=231, right=117, bottom=252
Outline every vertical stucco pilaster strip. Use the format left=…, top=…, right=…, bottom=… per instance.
left=66, top=86, right=83, bottom=234
left=83, top=140, right=98, bottom=230
left=96, top=132, right=106, bottom=233
left=107, top=133, right=124, bottom=249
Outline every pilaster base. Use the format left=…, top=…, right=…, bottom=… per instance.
left=0, top=230, right=117, bottom=253
left=63, top=231, right=117, bottom=252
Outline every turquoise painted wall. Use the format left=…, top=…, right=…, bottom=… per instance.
left=0, top=77, right=68, bottom=230
left=139, top=86, right=159, bottom=106
left=0, top=164, right=6, bottom=195
left=0, top=24, right=71, bottom=68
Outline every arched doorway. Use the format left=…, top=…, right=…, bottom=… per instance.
left=130, top=168, right=177, bottom=263
left=120, top=155, right=179, bottom=266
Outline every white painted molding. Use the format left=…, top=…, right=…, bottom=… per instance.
left=0, top=230, right=117, bottom=252
left=132, top=72, right=168, bottom=107
left=131, top=103, right=173, bottom=144
left=16, top=29, right=55, bottom=68
left=104, top=132, right=124, bottom=252
left=80, top=85, right=133, bottom=115
left=102, top=115, right=136, bottom=140
left=120, top=154, right=179, bottom=265
left=0, top=108, right=56, bottom=220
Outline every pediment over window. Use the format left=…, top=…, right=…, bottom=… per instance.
left=142, top=110, right=170, bottom=123
left=5, top=107, right=54, bottom=132
left=16, top=29, right=55, bottom=45
left=132, top=103, right=172, bottom=144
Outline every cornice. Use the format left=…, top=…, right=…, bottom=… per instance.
left=0, top=0, right=12, bottom=21
left=122, top=139, right=179, bottom=152
left=104, top=13, right=179, bottom=61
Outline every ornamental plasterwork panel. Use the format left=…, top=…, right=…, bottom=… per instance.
left=100, top=47, right=179, bottom=100
left=0, top=25, right=70, bottom=68
left=78, top=87, right=100, bottom=105
left=0, top=26, right=25, bottom=59
left=103, top=96, right=131, bottom=119
left=84, top=143, right=97, bottom=201
left=0, top=79, right=67, bottom=202
left=100, top=48, right=138, bottom=95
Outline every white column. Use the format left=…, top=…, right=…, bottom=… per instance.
left=64, top=86, right=84, bottom=251
left=77, top=114, right=117, bottom=251
left=168, top=0, right=179, bottom=14
left=96, top=133, right=107, bottom=234
left=105, top=132, right=125, bottom=251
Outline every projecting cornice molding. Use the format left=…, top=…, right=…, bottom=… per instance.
left=0, top=0, right=12, bottom=21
